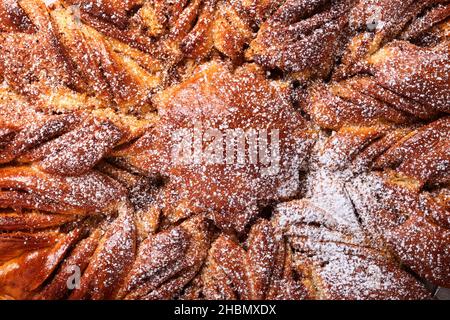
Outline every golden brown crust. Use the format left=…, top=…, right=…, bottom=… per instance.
left=0, top=0, right=449, bottom=300
left=272, top=200, right=431, bottom=300
left=201, top=219, right=306, bottom=300
left=303, top=117, right=450, bottom=288
left=247, top=0, right=356, bottom=81
left=119, top=215, right=211, bottom=300
left=304, top=40, right=449, bottom=130
left=119, top=62, right=312, bottom=232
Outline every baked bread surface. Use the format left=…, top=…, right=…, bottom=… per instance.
left=0, top=0, right=448, bottom=300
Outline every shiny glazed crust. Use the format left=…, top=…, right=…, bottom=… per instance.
left=0, top=0, right=449, bottom=300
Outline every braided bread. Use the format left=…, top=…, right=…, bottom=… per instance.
left=0, top=0, right=448, bottom=300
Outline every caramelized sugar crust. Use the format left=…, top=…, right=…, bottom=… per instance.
left=0, top=0, right=449, bottom=300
